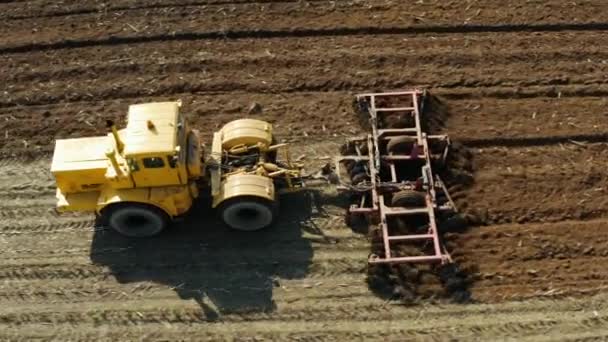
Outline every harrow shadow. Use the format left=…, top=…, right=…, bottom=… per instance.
left=89, top=192, right=315, bottom=319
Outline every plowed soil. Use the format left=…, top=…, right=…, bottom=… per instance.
left=1, top=0, right=608, bottom=340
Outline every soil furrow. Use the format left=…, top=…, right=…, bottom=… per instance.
left=4, top=23, right=608, bottom=55
left=461, top=133, right=608, bottom=148
left=3, top=0, right=324, bottom=20
left=4, top=77, right=608, bottom=108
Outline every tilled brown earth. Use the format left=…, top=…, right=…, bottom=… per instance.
left=1, top=0, right=608, bottom=340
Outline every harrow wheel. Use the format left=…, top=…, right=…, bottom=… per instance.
left=391, top=190, right=426, bottom=207
left=387, top=136, right=417, bottom=155
left=383, top=113, right=415, bottom=129
left=438, top=264, right=471, bottom=303
left=349, top=163, right=366, bottom=179
left=351, top=172, right=368, bottom=185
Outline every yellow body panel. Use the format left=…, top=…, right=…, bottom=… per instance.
left=56, top=183, right=198, bottom=217
left=56, top=188, right=99, bottom=212
left=212, top=174, right=275, bottom=208
left=97, top=184, right=197, bottom=217
left=51, top=136, right=110, bottom=193
left=221, top=119, right=273, bottom=150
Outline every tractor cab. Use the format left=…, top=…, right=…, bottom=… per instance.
left=117, top=101, right=201, bottom=188
left=52, top=100, right=207, bottom=237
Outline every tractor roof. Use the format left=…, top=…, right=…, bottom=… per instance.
left=122, top=101, right=181, bottom=156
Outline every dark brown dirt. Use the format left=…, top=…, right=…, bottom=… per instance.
left=1, top=0, right=608, bottom=340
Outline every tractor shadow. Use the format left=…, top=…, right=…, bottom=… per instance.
left=89, top=192, right=316, bottom=319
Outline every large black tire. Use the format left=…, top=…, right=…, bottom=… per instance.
left=349, top=163, right=366, bottom=179
left=104, top=203, right=169, bottom=237
left=219, top=196, right=277, bottom=231
left=391, top=190, right=426, bottom=207
left=383, top=113, right=415, bottom=129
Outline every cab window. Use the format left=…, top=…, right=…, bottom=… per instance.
left=167, top=154, right=178, bottom=168
left=127, top=158, right=140, bottom=172
left=143, top=157, right=165, bottom=168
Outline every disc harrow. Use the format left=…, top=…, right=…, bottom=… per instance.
left=336, top=90, right=457, bottom=264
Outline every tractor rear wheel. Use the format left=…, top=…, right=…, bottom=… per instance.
left=105, top=203, right=169, bottom=237
left=219, top=196, right=277, bottom=231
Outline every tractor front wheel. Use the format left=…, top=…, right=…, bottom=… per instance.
left=105, top=203, right=169, bottom=237
left=219, top=196, right=277, bottom=231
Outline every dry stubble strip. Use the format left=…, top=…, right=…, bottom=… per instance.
left=0, top=307, right=605, bottom=340
left=0, top=258, right=365, bottom=281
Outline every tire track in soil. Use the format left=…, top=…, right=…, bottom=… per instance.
left=1, top=238, right=370, bottom=261
left=0, top=302, right=605, bottom=340
left=0, top=305, right=560, bottom=326
left=0, top=259, right=365, bottom=281
left=0, top=276, right=370, bottom=304
left=0, top=284, right=599, bottom=319
left=0, top=218, right=95, bottom=235
left=3, top=328, right=606, bottom=342
left=0, top=208, right=355, bottom=235
left=0, top=206, right=62, bottom=220
left=1, top=327, right=607, bottom=342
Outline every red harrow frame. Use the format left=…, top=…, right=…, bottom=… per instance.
left=336, top=90, right=457, bottom=265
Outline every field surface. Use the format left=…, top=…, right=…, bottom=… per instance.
left=1, top=0, right=608, bottom=340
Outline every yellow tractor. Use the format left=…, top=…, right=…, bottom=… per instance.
left=50, top=101, right=303, bottom=237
